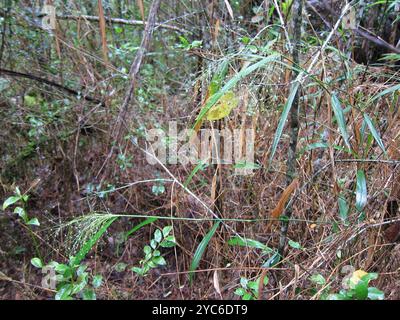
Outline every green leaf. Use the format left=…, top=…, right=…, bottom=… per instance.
left=114, top=262, right=127, bottom=272
left=269, top=81, right=300, bottom=166
left=153, top=256, right=166, bottom=266
left=331, top=94, right=351, bottom=150
left=2, top=196, right=20, bottom=210
left=370, top=83, right=400, bottom=103
left=162, top=226, right=173, bottom=237
left=183, top=159, right=208, bottom=188
left=92, top=275, right=103, bottom=288
left=131, top=266, right=143, bottom=275
left=288, top=240, right=302, bottom=250
left=234, top=288, right=246, bottom=296
left=355, top=170, right=367, bottom=212
left=354, top=279, right=368, bottom=300
left=189, top=221, right=220, bottom=283
left=367, top=287, right=384, bottom=300
left=27, top=217, right=40, bottom=226
left=262, top=252, right=281, bottom=268
left=72, top=217, right=117, bottom=266
left=13, top=206, right=26, bottom=219
left=143, top=245, right=152, bottom=255
left=154, top=229, right=163, bottom=243
left=242, top=293, right=253, bottom=300
left=193, top=54, right=280, bottom=131
left=55, top=284, right=73, bottom=300
left=310, top=274, right=326, bottom=286
left=125, top=217, right=158, bottom=239
left=82, top=289, right=96, bottom=300
left=228, top=236, right=271, bottom=251
left=338, top=195, right=349, bottom=225
left=31, top=257, right=43, bottom=268
left=233, top=161, right=261, bottom=170
left=363, top=113, right=387, bottom=156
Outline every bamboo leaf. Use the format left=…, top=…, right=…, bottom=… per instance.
left=189, top=221, right=220, bottom=283
left=370, top=83, right=400, bottom=103
left=206, top=91, right=239, bottom=120
left=331, top=94, right=351, bottom=150
left=363, top=113, right=387, bottom=156
left=355, top=170, right=367, bottom=212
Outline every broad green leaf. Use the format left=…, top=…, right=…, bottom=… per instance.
left=31, top=257, right=43, bottom=268
left=13, top=206, right=26, bottom=219
left=354, top=279, right=368, bottom=300
left=2, top=196, right=20, bottom=210
left=55, top=284, right=73, bottom=300
left=162, top=226, right=173, bottom=237
left=367, top=287, right=384, bottom=300
left=125, top=217, right=158, bottom=239
left=355, top=170, right=367, bottom=212
left=269, top=81, right=300, bottom=166
left=189, top=221, right=220, bottom=283
left=153, top=256, right=166, bottom=266
left=27, top=217, right=40, bottom=226
left=193, top=54, right=280, bottom=131
left=72, top=217, right=117, bottom=266
left=331, top=94, right=351, bottom=150
left=154, top=229, right=162, bottom=243
left=82, top=289, right=96, bottom=300
left=363, top=113, right=387, bottom=155
left=234, top=288, right=246, bottom=296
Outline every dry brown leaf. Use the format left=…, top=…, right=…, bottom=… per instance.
left=266, top=178, right=299, bottom=231
left=213, top=270, right=222, bottom=298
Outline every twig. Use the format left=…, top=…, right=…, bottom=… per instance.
left=0, top=68, right=104, bottom=106
left=55, top=14, right=191, bottom=34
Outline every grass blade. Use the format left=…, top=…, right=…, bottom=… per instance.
left=268, top=81, right=300, bottom=166
left=124, top=217, right=158, bottom=240
left=189, top=221, right=220, bottom=283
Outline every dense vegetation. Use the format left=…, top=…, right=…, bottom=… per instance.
left=1, top=0, right=400, bottom=300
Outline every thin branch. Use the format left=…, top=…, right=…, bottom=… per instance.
left=55, top=14, right=191, bottom=34
left=0, top=68, right=104, bottom=106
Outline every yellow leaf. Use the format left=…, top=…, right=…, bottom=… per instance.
left=349, top=269, right=368, bottom=287
left=206, top=91, right=239, bottom=121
